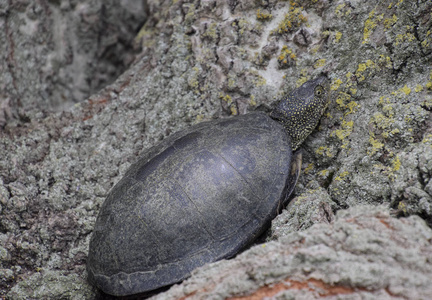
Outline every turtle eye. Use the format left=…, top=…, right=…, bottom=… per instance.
left=314, top=86, right=324, bottom=97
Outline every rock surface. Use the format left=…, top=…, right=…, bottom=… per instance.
left=0, top=0, right=146, bottom=119
left=151, top=205, right=432, bottom=300
left=1, top=0, right=431, bottom=299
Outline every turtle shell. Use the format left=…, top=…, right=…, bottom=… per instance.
left=87, top=111, right=296, bottom=296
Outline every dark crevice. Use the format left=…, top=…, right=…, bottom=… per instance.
left=409, top=10, right=432, bottom=57
left=417, top=166, right=426, bottom=189
left=420, top=102, right=432, bottom=112
left=228, top=0, right=239, bottom=13
left=418, top=212, right=432, bottom=228
left=323, top=170, right=335, bottom=189
left=390, top=59, right=408, bottom=79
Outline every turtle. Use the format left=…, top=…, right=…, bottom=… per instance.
left=87, top=75, right=331, bottom=296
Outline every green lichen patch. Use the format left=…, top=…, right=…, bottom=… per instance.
left=355, top=59, right=379, bottom=82
left=426, top=70, right=432, bottom=91
left=368, top=134, right=385, bottom=156
left=273, top=1, right=308, bottom=35
left=331, top=119, right=354, bottom=150
left=219, top=93, right=238, bottom=116
left=421, top=29, right=431, bottom=52
left=313, top=58, right=326, bottom=69
left=7, top=270, right=94, bottom=300
left=326, top=74, right=362, bottom=151
left=278, top=46, right=297, bottom=68
left=184, top=3, right=197, bottom=25
left=187, top=67, right=201, bottom=91
left=315, top=145, right=337, bottom=158
left=334, top=3, right=352, bottom=18
left=256, top=9, right=273, bottom=21
left=202, top=22, right=219, bottom=41
left=358, top=1, right=431, bottom=73
left=362, top=8, right=384, bottom=45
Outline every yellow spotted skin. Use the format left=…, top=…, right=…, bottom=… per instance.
left=270, top=76, right=331, bottom=150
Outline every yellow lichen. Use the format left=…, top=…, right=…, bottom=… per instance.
left=195, top=114, right=204, bottom=122
left=422, top=134, right=432, bottom=144
left=382, top=104, right=394, bottom=117
left=378, top=55, right=393, bottom=68
left=368, top=135, right=384, bottom=156
left=275, top=1, right=307, bottom=34
left=392, top=155, right=401, bottom=171
left=395, top=32, right=416, bottom=46
left=202, top=22, right=218, bottom=40
left=249, top=95, right=257, bottom=106
left=237, top=18, right=250, bottom=35
left=304, top=163, right=314, bottom=174
left=221, top=94, right=232, bottom=104
left=373, top=161, right=397, bottom=181
left=227, top=77, right=236, bottom=89
left=256, top=9, right=272, bottom=20
left=253, top=75, right=267, bottom=87
left=278, top=46, right=297, bottom=67
left=370, top=112, right=394, bottom=130
left=331, top=119, right=353, bottom=141
left=391, top=84, right=412, bottom=97
left=315, top=146, right=335, bottom=158
left=314, top=58, right=326, bottom=69
left=401, top=85, right=411, bottom=95
left=415, top=84, right=423, bottom=92
left=355, top=60, right=377, bottom=82
left=331, top=78, right=343, bottom=91
left=294, top=70, right=309, bottom=87
left=334, top=31, right=342, bottom=43
left=184, top=3, right=197, bottom=24
left=421, top=30, right=431, bottom=49
left=345, top=101, right=359, bottom=116
left=335, top=92, right=351, bottom=109
left=318, top=169, right=330, bottom=178
left=334, top=171, right=349, bottom=182
left=230, top=105, right=238, bottom=115
left=398, top=201, right=407, bottom=213
left=220, top=94, right=237, bottom=115
left=384, top=14, right=398, bottom=29
left=187, top=67, right=201, bottom=92
left=334, top=3, right=351, bottom=17
left=390, top=128, right=400, bottom=135
left=335, top=4, right=346, bottom=18
left=426, top=71, right=432, bottom=90
left=362, top=9, right=384, bottom=44
left=357, top=63, right=367, bottom=73
left=379, top=96, right=392, bottom=105
left=134, top=25, right=156, bottom=48
left=322, top=30, right=331, bottom=38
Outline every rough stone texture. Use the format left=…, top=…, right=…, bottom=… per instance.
left=0, top=0, right=146, bottom=122
left=0, top=0, right=432, bottom=299
left=151, top=205, right=432, bottom=300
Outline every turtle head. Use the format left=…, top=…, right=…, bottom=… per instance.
left=270, top=75, right=331, bottom=150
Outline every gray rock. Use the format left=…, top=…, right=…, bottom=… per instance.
left=1, top=0, right=431, bottom=298
left=0, top=0, right=146, bottom=120
left=152, top=206, right=432, bottom=300
left=7, top=269, right=94, bottom=300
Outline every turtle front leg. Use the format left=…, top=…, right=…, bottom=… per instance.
left=278, top=150, right=302, bottom=212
